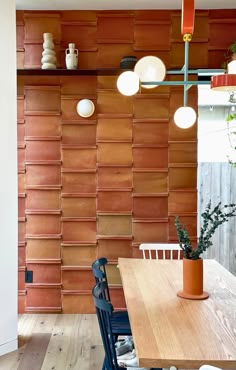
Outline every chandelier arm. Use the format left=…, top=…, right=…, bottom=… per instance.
left=184, top=39, right=189, bottom=106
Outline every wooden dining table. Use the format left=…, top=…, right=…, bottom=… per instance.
left=118, top=258, right=236, bottom=369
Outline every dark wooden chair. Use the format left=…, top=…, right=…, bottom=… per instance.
left=91, top=257, right=131, bottom=339
left=92, top=281, right=162, bottom=370
left=92, top=281, right=124, bottom=370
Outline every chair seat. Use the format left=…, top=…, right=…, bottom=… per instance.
left=111, top=310, right=131, bottom=335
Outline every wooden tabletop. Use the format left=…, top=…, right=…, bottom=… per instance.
left=118, top=258, right=236, bottom=369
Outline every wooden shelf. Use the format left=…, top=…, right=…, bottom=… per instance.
left=16, top=68, right=213, bottom=80
left=17, top=68, right=125, bottom=76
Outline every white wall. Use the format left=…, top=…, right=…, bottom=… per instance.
left=198, top=84, right=236, bottom=163
left=198, top=106, right=236, bottom=163
left=0, top=0, right=18, bottom=356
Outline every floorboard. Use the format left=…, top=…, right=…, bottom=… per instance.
left=18, top=333, right=51, bottom=370
left=0, top=314, right=104, bottom=370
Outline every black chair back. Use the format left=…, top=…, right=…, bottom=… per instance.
left=92, top=281, right=161, bottom=370
left=92, top=257, right=111, bottom=301
left=92, top=281, right=121, bottom=370
left=92, top=257, right=132, bottom=343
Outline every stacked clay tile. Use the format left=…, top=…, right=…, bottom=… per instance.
left=41, top=33, right=57, bottom=69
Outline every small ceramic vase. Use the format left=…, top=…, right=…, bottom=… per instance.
left=41, top=33, right=57, bottom=69
left=177, top=258, right=209, bottom=300
left=65, top=43, right=78, bottom=70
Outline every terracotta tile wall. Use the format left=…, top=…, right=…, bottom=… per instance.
left=16, top=9, right=236, bottom=313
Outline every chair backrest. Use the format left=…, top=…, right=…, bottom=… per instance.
left=91, top=257, right=111, bottom=300
left=139, top=243, right=182, bottom=260
left=92, top=281, right=120, bottom=370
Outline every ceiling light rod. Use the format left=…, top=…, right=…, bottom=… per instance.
left=183, top=37, right=190, bottom=106
left=166, top=68, right=224, bottom=75
left=141, top=80, right=209, bottom=86
left=141, top=65, right=224, bottom=86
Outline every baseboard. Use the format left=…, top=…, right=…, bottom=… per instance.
left=0, top=339, right=17, bottom=356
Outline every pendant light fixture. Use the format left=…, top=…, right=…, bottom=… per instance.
left=116, top=0, right=197, bottom=129
left=174, top=0, right=197, bottom=129
left=211, top=59, right=236, bottom=91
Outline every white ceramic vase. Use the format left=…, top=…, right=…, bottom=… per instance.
left=65, top=43, right=78, bottom=70
left=41, top=33, right=57, bottom=69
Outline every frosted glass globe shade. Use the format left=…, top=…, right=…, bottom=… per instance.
left=228, top=60, right=236, bottom=74
left=76, top=99, right=95, bottom=117
left=117, top=71, right=140, bottom=96
left=174, top=106, right=197, bottom=129
left=134, top=56, right=166, bottom=89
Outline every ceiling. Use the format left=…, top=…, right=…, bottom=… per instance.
left=15, top=0, right=236, bottom=10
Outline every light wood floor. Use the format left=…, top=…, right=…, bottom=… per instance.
left=0, top=314, right=104, bottom=370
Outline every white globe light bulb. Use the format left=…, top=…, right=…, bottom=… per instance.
left=134, top=56, right=166, bottom=89
left=76, top=99, right=95, bottom=118
left=174, top=106, right=197, bottom=129
left=117, top=71, right=140, bottom=96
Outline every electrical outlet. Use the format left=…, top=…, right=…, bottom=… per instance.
left=25, top=270, right=33, bottom=283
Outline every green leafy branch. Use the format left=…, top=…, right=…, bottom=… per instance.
left=175, top=201, right=236, bottom=259
left=226, top=111, right=236, bottom=166
left=226, top=113, right=236, bottom=122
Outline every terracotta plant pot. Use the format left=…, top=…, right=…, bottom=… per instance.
left=177, top=258, right=209, bottom=300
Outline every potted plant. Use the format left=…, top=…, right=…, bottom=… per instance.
left=175, top=200, right=236, bottom=299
